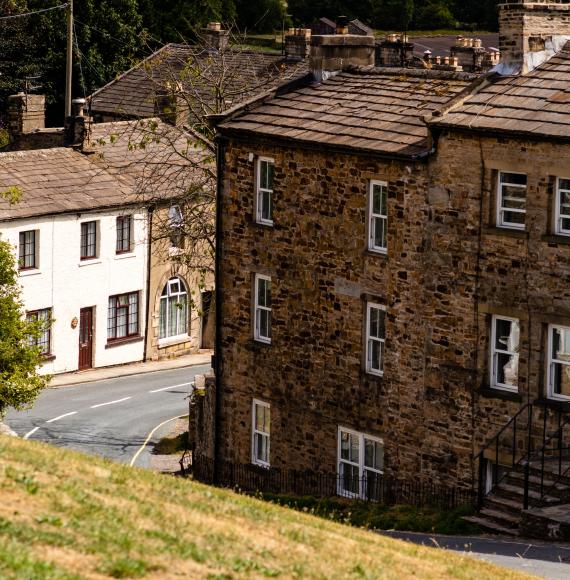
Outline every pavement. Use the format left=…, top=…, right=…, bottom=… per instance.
left=5, top=356, right=212, bottom=468
left=381, top=530, right=570, bottom=579
left=49, top=350, right=213, bottom=387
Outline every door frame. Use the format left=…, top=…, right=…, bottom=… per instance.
left=78, top=306, right=94, bottom=370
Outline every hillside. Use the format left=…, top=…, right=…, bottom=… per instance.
left=0, top=436, right=530, bottom=579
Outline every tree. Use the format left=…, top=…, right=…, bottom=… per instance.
left=0, top=238, right=49, bottom=418
left=414, top=1, right=456, bottom=29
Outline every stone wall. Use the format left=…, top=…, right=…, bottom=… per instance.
left=216, top=129, right=570, bottom=488
left=217, top=138, right=483, bottom=485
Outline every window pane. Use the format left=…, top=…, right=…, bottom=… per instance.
left=559, top=189, right=570, bottom=216
left=159, top=297, right=167, bottom=339
left=501, top=185, right=526, bottom=209
left=495, top=352, right=518, bottom=386
left=363, top=469, right=382, bottom=501
left=552, top=362, right=570, bottom=398
left=369, top=308, right=385, bottom=340
left=261, top=190, right=272, bottom=221
left=502, top=210, right=525, bottom=226
left=373, top=217, right=386, bottom=249
left=128, top=293, right=138, bottom=334
left=340, top=462, right=359, bottom=495
left=501, top=173, right=527, bottom=186
left=260, top=161, right=274, bottom=190
left=369, top=339, right=383, bottom=371
left=257, top=309, right=270, bottom=339
left=372, top=184, right=384, bottom=215
left=495, top=318, right=519, bottom=353
left=108, top=299, right=116, bottom=339
left=117, top=308, right=127, bottom=338
left=364, top=439, right=383, bottom=471
left=255, top=433, right=269, bottom=463
left=340, top=431, right=350, bottom=460
left=350, top=433, right=359, bottom=463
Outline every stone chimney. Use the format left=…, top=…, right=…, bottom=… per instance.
left=336, top=15, right=349, bottom=35
left=8, top=93, right=45, bottom=138
left=202, top=21, right=229, bottom=52
left=498, top=0, right=570, bottom=74
left=375, top=34, right=414, bottom=67
left=310, top=28, right=375, bottom=82
left=154, top=82, right=187, bottom=126
left=450, top=37, right=489, bottom=72
left=284, top=28, right=311, bottom=60
left=65, top=98, right=92, bottom=149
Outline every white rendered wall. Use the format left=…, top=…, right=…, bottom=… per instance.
left=0, top=209, right=148, bottom=374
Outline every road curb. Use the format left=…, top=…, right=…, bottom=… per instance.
left=50, top=358, right=212, bottom=389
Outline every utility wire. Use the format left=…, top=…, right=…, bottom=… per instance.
left=73, top=19, right=87, bottom=100
left=0, top=3, right=68, bottom=21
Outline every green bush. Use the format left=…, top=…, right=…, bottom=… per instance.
left=259, top=494, right=480, bottom=535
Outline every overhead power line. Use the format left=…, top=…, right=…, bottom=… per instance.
left=0, top=3, right=68, bottom=21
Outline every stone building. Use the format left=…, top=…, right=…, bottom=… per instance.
left=209, top=1, right=570, bottom=535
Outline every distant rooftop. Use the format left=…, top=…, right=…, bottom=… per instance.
left=89, top=43, right=309, bottom=120
left=432, top=40, right=570, bottom=139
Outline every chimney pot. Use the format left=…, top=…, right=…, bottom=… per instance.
left=208, top=22, right=221, bottom=31
left=336, top=15, right=349, bottom=35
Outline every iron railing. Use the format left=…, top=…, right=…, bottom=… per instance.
left=187, top=454, right=475, bottom=510
left=475, top=401, right=570, bottom=510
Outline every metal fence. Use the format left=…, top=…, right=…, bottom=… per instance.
left=186, top=454, right=475, bottom=510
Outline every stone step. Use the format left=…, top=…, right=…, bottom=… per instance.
left=493, top=482, right=559, bottom=504
left=479, top=506, right=521, bottom=528
left=507, top=471, right=570, bottom=496
left=485, top=495, right=525, bottom=517
left=463, top=515, right=520, bottom=536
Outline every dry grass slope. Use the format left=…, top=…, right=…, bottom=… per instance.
left=0, top=436, right=533, bottom=579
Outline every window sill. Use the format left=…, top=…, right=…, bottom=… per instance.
left=115, top=252, right=136, bottom=260
left=158, top=335, right=191, bottom=348
left=105, top=335, right=143, bottom=349
left=79, top=259, right=102, bottom=267
left=253, top=337, right=271, bottom=346
left=542, top=234, right=570, bottom=247
left=366, top=369, right=384, bottom=378
left=250, top=461, right=270, bottom=470
left=536, top=397, right=570, bottom=410
left=482, top=226, right=528, bottom=239
left=364, top=248, right=388, bottom=258
left=40, top=354, right=56, bottom=363
left=251, top=220, right=274, bottom=229
left=479, top=387, right=522, bottom=402
left=18, top=268, right=41, bottom=277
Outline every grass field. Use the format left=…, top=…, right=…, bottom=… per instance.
left=0, top=436, right=532, bottom=579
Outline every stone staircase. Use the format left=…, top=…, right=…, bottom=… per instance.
left=465, top=460, right=570, bottom=536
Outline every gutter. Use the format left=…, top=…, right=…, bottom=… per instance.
left=213, top=135, right=225, bottom=484
left=143, top=206, right=154, bottom=362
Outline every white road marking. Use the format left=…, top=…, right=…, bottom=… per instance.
left=129, top=414, right=188, bottom=467
left=46, top=411, right=77, bottom=423
left=23, top=426, right=40, bottom=439
left=90, top=396, right=131, bottom=409
left=148, top=382, right=192, bottom=393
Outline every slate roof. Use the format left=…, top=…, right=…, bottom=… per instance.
left=432, top=41, right=570, bottom=139
left=89, top=43, right=309, bottom=120
left=0, top=147, right=134, bottom=221
left=218, top=68, right=478, bottom=157
left=0, top=119, right=209, bottom=221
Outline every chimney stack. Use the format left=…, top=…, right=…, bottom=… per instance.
left=202, top=21, right=229, bottom=52
left=310, top=32, right=375, bottom=82
left=285, top=28, right=311, bottom=60
left=498, top=1, right=570, bottom=74
left=65, top=97, right=92, bottom=148
left=375, top=34, right=414, bottom=67
left=8, top=93, right=45, bottom=139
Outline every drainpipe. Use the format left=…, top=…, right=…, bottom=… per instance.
left=143, top=206, right=154, bottom=362
left=213, top=136, right=225, bottom=484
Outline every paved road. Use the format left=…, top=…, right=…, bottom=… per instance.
left=381, top=531, right=570, bottom=579
left=5, top=364, right=211, bottom=468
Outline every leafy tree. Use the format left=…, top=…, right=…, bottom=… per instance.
left=138, top=0, right=237, bottom=45
left=235, top=0, right=287, bottom=33
left=414, top=1, right=456, bottom=29
left=0, top=238, right=49, bottom=418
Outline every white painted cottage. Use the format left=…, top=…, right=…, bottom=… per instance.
left=0, top=146, right=149, bottom=374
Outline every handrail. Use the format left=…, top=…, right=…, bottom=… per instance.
left=532, top=413, right=570, bottom=503
left=474, top=403, right=531, bottom=462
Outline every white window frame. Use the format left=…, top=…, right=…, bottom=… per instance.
left=366, top=303, right=386, bottom=376
left=337, top=427, right=384, bottom=500
left=254, top=274, right=271, bottom=344
left=547, top=324, right=570, bottom=402
left=368, top=180, right=388, bottom=254
left=252, top=399, right=270, bottom=467
left=490, top=315, right=520, bottom=392
left=256, top=157, right=274, bottom=226
left=555, top=177, right=570, bottom=236
left=158, top=277, right=189, bottom=343
left=497, top=171, right=527, bottom=230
